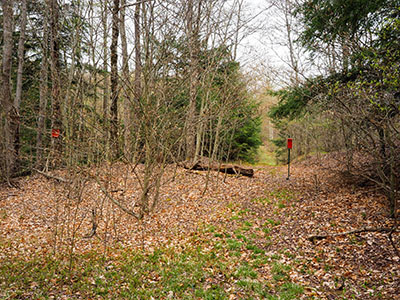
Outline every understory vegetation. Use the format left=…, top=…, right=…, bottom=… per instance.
left=270, top=0, right=400, bottom=219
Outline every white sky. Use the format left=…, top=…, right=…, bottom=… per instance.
left=235, top=0, right=300, bottom=89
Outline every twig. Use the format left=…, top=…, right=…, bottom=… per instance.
left=121, top=0, right=153, bottom=9
left=308, top=227, right=397, bottom=242
left=309, top=226, right=400, bottom=256
left=33, top=168, right=69, bottom=183
left=94, top=177, right=140, bottom=220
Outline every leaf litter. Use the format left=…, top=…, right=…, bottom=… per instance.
left=0, top=154, right=399, bottom=299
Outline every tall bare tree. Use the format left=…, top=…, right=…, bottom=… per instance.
left=49, top=0, right=63, bottom=163
left=14, top=0, right=28, bottom=160
left=110, top=0, right=120, bottom=159
left=37, top=1, right=50, bottom=168
left=120, top=0, right=132, bottom=158
left=101, top=0, right=110, bottom=158
left=1, top=0, right=17, bottom=181
left=185, top=0, right=202, bottom=161
left=134, top=1, right=142, bottom=103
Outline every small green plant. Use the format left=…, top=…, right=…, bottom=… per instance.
left=0, top=209, right=7, bottom=220
left=243, top=221, right=253, bottom=227
left=277, top=201, right=286, bottom=209
left=270, top=253, right=281, bottom=260
left=226, top=239, right=242, bottom=251
left=263, top=227, right=271, bottom=234
left=238, top=209, right=250, bottom=215
left=278, top=282, right=304, bottom=300
left=206, top=225, right=216, bottom=233
left=271, top=262, right=291, bottom=281
left=268, top=189, right=294, bottom=201
left=236, top=233, right=247, bottom=241
left=265, top=219, right=281, bottom=227
left=235, top=264, right=258, bottom=279
left=284, top=251, right=295, bottom=259
left=252, top=197, right=273, bottom=204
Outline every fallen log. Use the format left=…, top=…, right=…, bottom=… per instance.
left=180, top=157, right=254, bottom=177
left=33, top=168, right=70, bottom=183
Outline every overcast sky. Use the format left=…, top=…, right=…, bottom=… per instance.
left=235, top=0, right=298, bottom=88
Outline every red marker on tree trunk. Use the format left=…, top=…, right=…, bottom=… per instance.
left=287, top=138, right=292, bottom=180
left=51, top=129, right=60, bottom=138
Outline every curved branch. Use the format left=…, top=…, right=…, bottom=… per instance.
left=308, top=227, right=397, bottom=242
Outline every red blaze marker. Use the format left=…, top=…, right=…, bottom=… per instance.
left=287, top=138, right=293, bottom=149
left=52, top=129, right=60, bottom=138
left=286, top=138, right=292, bottom=180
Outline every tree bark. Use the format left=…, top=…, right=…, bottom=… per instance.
left=185, top=0, right=202, bottom=161
left=102, top=0, right=110, bottom=158
left=15, top=0, right=27, bottom=112
left=37, top=2, right=50, bottom=168
left=14, top=0, right=28, bottom=162
left=110, top=0, right=120, bottom=159
left=1, top=0, right=17, bottom=180
left=49, top=0, right=63, bottom=162
left=283, top=0, right=299, bottom=84
left=134, top=1, right=142, bottom=102
left=120, top=0, right=131, bottom=159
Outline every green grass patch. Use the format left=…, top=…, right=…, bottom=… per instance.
left=226, top=239, right=243, bottom=251
left=268, top=189, right=294, bottom=201
left=264, top=218, right=281, bottom=227
left=0, top=245, right=230, bottom=299
left=252, top=197, right=273, bottom=204
left=234, top=263, right=258, bottom=279
left=271, top=262, right=291, bottom=282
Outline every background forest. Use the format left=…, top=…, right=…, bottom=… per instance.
left=0, top=0, right=399, bottom=298
left=0, top=0, right=263, bottom=180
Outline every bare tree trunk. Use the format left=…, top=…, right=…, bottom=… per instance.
left=283, top=0, right=299, bottom=84
left=102, top=0, right=110, bottom=158
left=1, top=0, right=17, bottom=180
left=132, top=0, right=142, bottom=161
left=134, top=0, right=142, bottom=102
left=37, top=2, right=50, bottom=168
left=342, top=35, right=350, bottom=73
left=14, top=0, right=28, bottom=162
left=120, top=0, right=131, bottom=159
left=110, top=0, right=120, bottom=159
left=15, top=0, right=27, bottom=112
left=185, top=0, right=202, bottom=161
left=88, top=0, right=100, bottom=164
left=49, top=0, right=63, bottom=164
left=233, top=0, right=244, bottom=60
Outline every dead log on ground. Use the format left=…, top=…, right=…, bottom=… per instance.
left=33, top=168, right=70, bottom=183
left=179, top=157, right=254, bottom=177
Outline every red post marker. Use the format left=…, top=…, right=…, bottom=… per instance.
left=51, top=129, right=60, bottom=138
left=286, top=138, right=292, bottom=180
left=287, top=138, right=293, bottom=149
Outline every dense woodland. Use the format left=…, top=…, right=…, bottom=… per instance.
left=0, top=0, right=262, bottom=175
left=0, top=0, right=399, bottom=299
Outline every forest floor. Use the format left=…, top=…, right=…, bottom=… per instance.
left=0, top=154, right=399, bottom=299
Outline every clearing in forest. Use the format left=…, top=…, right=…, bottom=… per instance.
left=0, top=155, right=399, bottom=299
